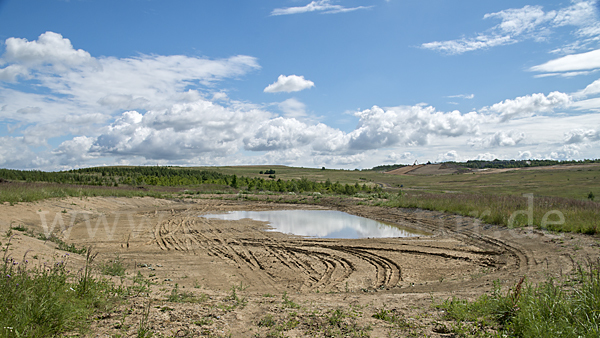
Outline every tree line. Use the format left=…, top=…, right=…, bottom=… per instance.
left=0, top=167, right=380, bottom=196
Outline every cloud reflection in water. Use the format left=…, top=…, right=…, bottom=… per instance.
left=201, top=210, right=424, bottom=239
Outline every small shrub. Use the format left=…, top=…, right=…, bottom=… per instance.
left=10, top=225, right=27, bottom=232
left=101, top=255, right=126, bottom=277
left=258, top=314, right=276, bottom=328
left=166, top=284, right=204, bottom=303
left=282, top=292, right=300, bottom=309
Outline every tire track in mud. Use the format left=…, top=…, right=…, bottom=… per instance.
left=149, top=202, right=537, bottom=292
left=341, top=205, right=532, bottom=275
left=152, top=216, right=489, bottom=291
left=342, top=203, right=549, bottom=288
left=336, top=247, right=402, bottom=287
left=153, top=213, right=398, bottom=290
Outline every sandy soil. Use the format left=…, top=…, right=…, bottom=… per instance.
left=384, top=165, right=424, bottom=175
left=1, top=196, right=599, bottom=337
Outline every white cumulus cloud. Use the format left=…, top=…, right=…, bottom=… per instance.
left=482, top=91, right=572, bottom=122
left=90, top=102, right=272, bottom=160
left=437, top=150, right=460, bottom=162
left=475, top=153, right=498, bottom=161
left=517, top=150, right=532, bottom=159
left=1, top=30, right=600, bottom=169
left=385, top=152, right=413, bottom=163
left=347, top=105, right=483, bottom=149
left=564, top=128, right=600, bottom=143
left=468, top=130, right=526, bottom=148
left=2, top=31, right=95, bottom=71
left=264, top=75, right=315, bottom=93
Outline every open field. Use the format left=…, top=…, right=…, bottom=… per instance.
left=1, top=194, right=599, bottom=337
left=1, top=164, right=599, bottom=336
left=206, top=163, right=600, bottom=200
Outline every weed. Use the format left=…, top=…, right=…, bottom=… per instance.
left=258, top=314, right=276, bottom=328
left=137, top=300, right=153, bottom=338
left=127, top=271, right=152, bottom=296
left=302, top=307, right=371, bottom=337
left=194, top=317, right=213, bottom=326
left=166, top=283, right=204, bottom=303
left=9, top=225, right=27, bottom=232
left=77, top=246, right=99, bottom=297
left=372, top=306, right=410, bottom=328
left=38, top=233, right=87, bottom=255
left=282, top=291, right=300, bottom=309
left=101, top=255, right=126, bottom=277
left=220, top=284, right=247, bottom=310
left=0, top=246, right=120, bottom=336
left=439, top=264, right=600, bottom=337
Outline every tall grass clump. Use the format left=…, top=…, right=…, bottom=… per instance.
left=439, top=262, right=600, bottom=337
left=379, top=192, right=600, bottom=234
left=0, top=243, right=120, bottom=337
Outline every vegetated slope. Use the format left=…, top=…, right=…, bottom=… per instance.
left=384, top=164, right=424, bottom=175
left=388, top=163, right=468, bottom=176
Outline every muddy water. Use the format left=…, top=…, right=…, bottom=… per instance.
left=201, top=209, right=426, bottom=238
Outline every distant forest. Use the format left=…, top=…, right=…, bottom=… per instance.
left=370, top=159, right=600, bottom=172
left=459, top=159, right=600, bottom=169
left=0, top=166, right=380, bottom=196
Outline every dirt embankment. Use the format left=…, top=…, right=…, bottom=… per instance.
left=1, top=196, right=598, bottom=337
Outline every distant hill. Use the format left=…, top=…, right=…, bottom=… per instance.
left=460, top=159, right=600, bottom=169
left=370, top=159, right=600, bottom=172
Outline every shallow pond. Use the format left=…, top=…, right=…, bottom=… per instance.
left=201, top=209, right=427, bottom=239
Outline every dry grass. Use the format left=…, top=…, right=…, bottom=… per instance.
left=379, top=192, right=600, bottom=234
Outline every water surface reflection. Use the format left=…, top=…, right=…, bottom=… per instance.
left=201, top=210, right=426, bottom=239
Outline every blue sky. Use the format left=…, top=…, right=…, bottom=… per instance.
left=1, top=0, right=600, bottom=170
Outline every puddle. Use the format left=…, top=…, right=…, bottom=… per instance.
left=201, top=210, right=427, bottom=239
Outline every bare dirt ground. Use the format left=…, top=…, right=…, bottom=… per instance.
left=384, top=165, right=425, bottom=175
left=1, top=196, right=599, bottom=337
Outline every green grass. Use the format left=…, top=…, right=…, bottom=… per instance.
left=438, top=262, right=600, bottom=337
left=100, top=255, right=126, bottom=277
left=165, top=283, right=205, bottom=303
left=379, top=192, right=600, bottom=234
left=256, top=304, right=370, bottom=338
left=0, top=182, right=166, bottom=204
left=0, top=243, right=122, bottom=337
left=372, top=306, right=410, bottom=328
left=37, top=233, right=87, bottom=255
left=2, top=164, right=599, bottom=234
left=208, top=163, right=600, bottom=200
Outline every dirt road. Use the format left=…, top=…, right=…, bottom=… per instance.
left=1, top=196, right=598, bottom=337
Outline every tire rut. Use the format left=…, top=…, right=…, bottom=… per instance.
left=149, top=202, right=540, bottom=291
